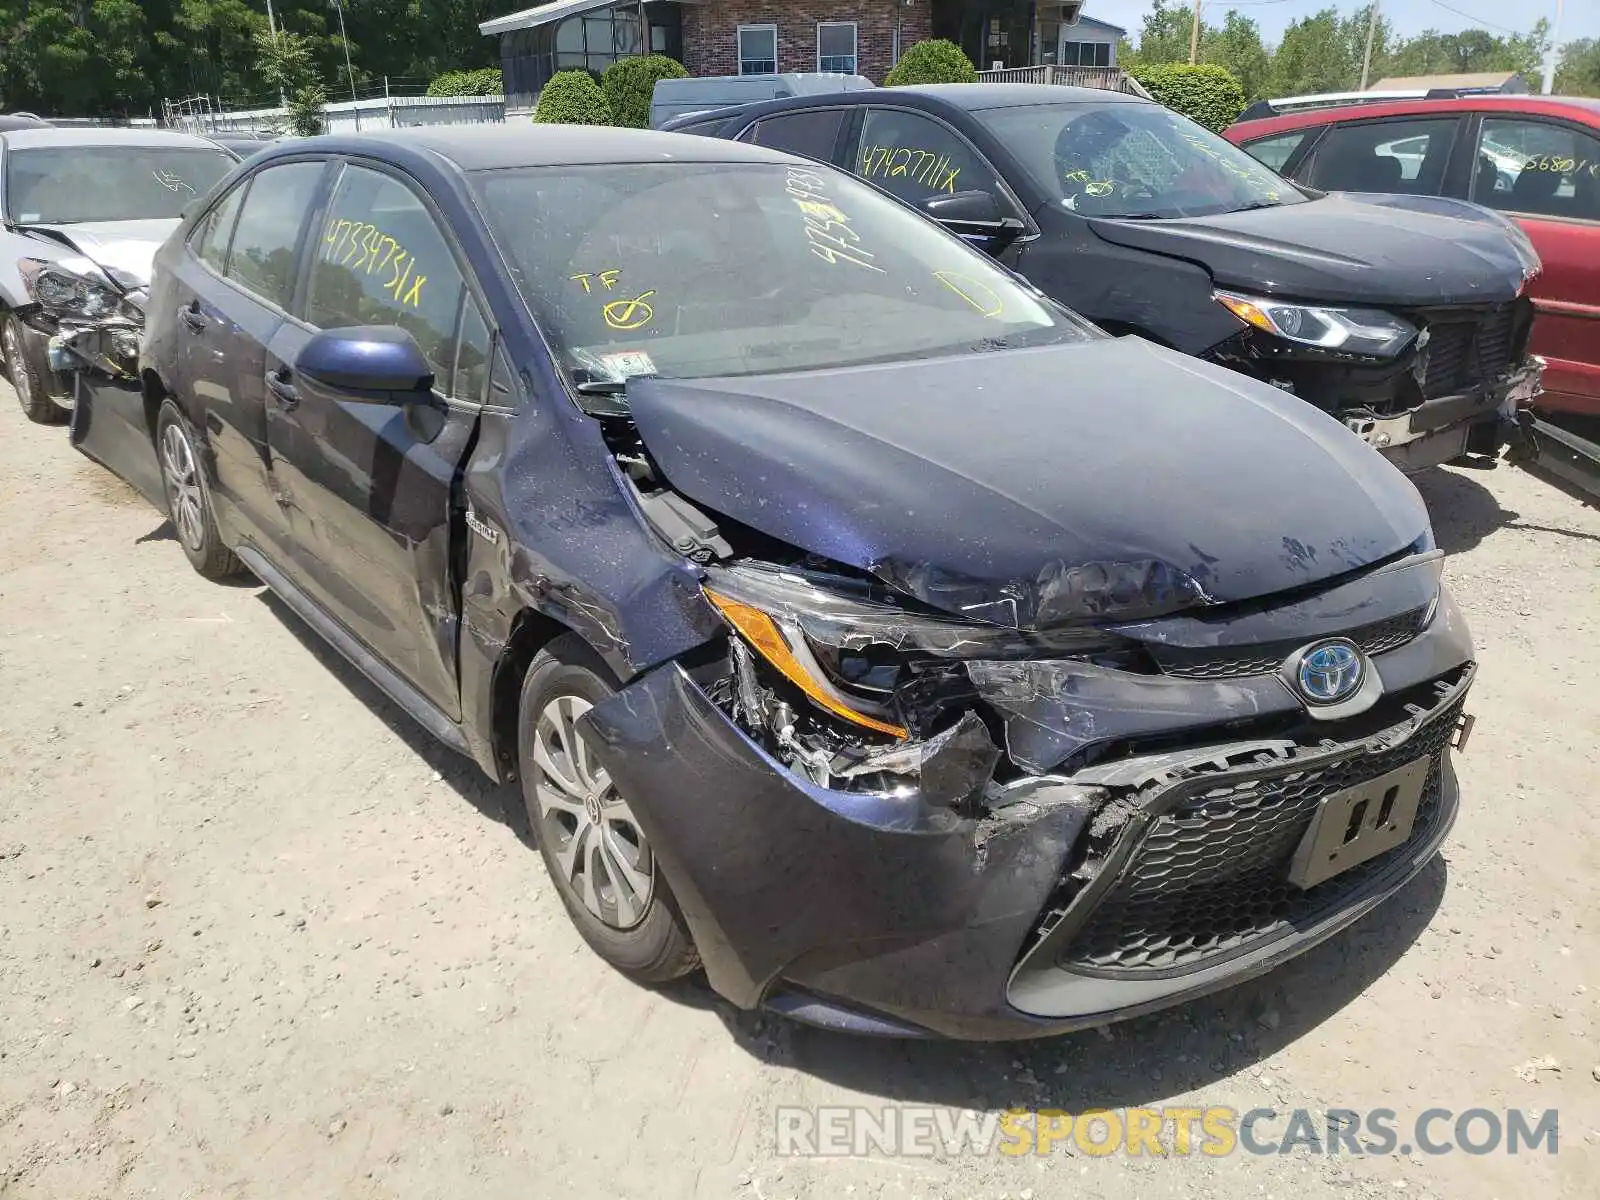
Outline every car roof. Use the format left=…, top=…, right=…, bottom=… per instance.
left=0, top=126, right=227, bottom=150
left=890, top=83, right=1149, bottom=111
left=1228, top=93, right=1600, bottom=139
left=660, top=83, right=1150, bottom=133
left=255, top=122, right=811, bottom=172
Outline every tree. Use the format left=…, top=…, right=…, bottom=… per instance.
left=883, top=40, right=978, bottom=86
left=1129, top=63, right=1246, bottom=131
left=287, top=83, right=326, bottom=135
left=1201, top=13, right=1271, bottom=103
left=601, top=54, right=688, bottom=128
left=1126, top=0, right=1194, bottom=67
left=1555, top=39, right=1600, bottom=97
left=254, top=26, right=315, bottom=97
left=1269, top=8, right=1357, bottom=97
left=532, top=70, right=612, bottom=125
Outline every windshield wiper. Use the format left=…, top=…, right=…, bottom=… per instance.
left=575, top=380, right=628, bottom=395
left=1228, top=200, right=1284, bottom=214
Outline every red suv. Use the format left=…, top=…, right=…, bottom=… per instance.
left=1225, top=95, right=1600, bottom=420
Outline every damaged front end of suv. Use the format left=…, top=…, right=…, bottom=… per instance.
left=19, top=252, right=148, bottom=385
left=571, top=340, right=1475, bottom=1042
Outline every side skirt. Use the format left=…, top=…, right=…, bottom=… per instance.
left=233, top=544, right=474, bottom=759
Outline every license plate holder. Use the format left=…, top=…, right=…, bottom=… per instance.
left=1288, top=756, right=1431, bottom=889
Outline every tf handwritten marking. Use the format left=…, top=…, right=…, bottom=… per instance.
left=570, top=269, right=623, bottom=292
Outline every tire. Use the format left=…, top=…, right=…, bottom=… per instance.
left=516, top=633, right=699, bottom=984
left=154, top=400, right=242, bottom=580
left=3, top=314, right=68, bottom=424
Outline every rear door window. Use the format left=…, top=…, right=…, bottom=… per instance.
left=1471, top=117, right=1600, bottom=221
left=224, top=161, right=326, bottom=310
left=743, top=109, right=849, bottom=164
left=191, top=182, right=247, bottom=275
left=1302, top=118, right=1458, bottom=195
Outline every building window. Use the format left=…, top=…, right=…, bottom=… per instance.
left=1060, top=40, right=1111, bottom=68
left=817, top=22, right=857, bottom=74
left=738, top=24, right=777, bottom=75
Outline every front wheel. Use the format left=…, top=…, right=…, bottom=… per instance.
left=517, top=634, right=699, bottom=984
left=155, top=401, right=242, bottom=580
left=3, top=315, right=68, bottom=424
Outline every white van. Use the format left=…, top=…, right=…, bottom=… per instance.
left=650, top=73, right=874, bottom=130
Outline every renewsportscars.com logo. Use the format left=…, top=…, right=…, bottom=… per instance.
left=775, top=1106, right=1561, bottom=1158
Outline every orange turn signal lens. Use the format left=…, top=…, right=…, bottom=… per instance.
left=1215, top=292, right=1277, bottom=334
left=704, top=590, right=909, bottom=739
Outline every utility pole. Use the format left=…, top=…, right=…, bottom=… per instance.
left=265, top=0, right=286, bottom=112
left=331, top=0, right=360, bottom=130
left=1188, top=0, right=1202, bottom=65
left=1359, top=1, right=1380, bottom=91
left=1541, top=0, right=1565, bottom=95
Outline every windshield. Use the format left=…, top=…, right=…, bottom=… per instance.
left=473, top=161, right=1095, bottom=390
left=4, top=146, right=235, bottom=224
left=977, top=102, right=1306, bottom=220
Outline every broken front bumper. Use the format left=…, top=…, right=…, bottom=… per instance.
left=1344, top=356, right=1544, bottom=473
left=579, top=648, right=1471, bottom=1040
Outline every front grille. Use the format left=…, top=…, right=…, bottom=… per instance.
left=1150, top=606, right=1427, bottom=680
left=1054, top=683, right=1464, bottom=975
left=1421, top=305, right=1517, bottom=399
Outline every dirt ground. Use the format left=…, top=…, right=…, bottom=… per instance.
left=1, top=381, right=1597, bottom=1200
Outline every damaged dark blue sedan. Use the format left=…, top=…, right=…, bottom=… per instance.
left=73, top=126, right=1475, bottom=1040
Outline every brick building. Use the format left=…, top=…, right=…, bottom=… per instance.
left=483, top=0, right=1103, bottom=111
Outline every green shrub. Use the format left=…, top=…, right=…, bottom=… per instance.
left=884, top=40, right=978, bottom=87
left=1128, top=63, right=1246, bottom=132
left=427, top=67, right=503, bottom=97
left=601, top=54, right=689, bottom=128
left=287, top=84, right=326, bottom=137
left=426, top=70, right=471, bottom=97
left=532, top=70, right=613, bottom=125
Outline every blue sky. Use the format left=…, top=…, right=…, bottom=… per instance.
left=1087, top=0, right=1596, bottom=47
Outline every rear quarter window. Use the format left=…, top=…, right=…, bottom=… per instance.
left=1241, top=129, right=1319, bottom=174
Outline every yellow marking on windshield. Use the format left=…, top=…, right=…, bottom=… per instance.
left=933, top=271, right=1004, bottom=318
left=603, top=291, right=655, bottom=331
left=786, top=166, right=884, bottom=273
left=571, top=268, right=622, bottom=293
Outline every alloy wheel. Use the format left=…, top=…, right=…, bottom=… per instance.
left=160, top=423, right=206, bottom=552
left=3, top=323, right=31, bottom=412
left=531, top=694, right=654, bottom=930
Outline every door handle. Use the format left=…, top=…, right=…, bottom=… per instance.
left=265, top=370, right=299, bottom=410
left=178, top=304, right=208, bottom=333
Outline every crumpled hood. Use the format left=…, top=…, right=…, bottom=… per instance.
left=1088, top=193, right=1540, bottom=307
left=626, top=338, right=1429, bottom=628
left=20, top=218, right=177, bottom=288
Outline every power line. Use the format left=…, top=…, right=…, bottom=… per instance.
left=1419, top=0, right=1524, bottom=37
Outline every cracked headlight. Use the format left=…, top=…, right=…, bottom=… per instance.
left=18, top=256, right=121, bottom=319
left=702, top=562, right=1132, bottom=740
left=1216, top=290, right=1417, bottom=358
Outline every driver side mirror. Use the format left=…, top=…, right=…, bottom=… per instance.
left=918, top=189, right=1026, bottom=253
left=920, top=188, right=1003, bottom=223
left=296, top=326, right=434, bottom=396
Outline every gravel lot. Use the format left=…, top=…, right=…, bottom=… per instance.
left=1, top=381, right=1597, bottom=1200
